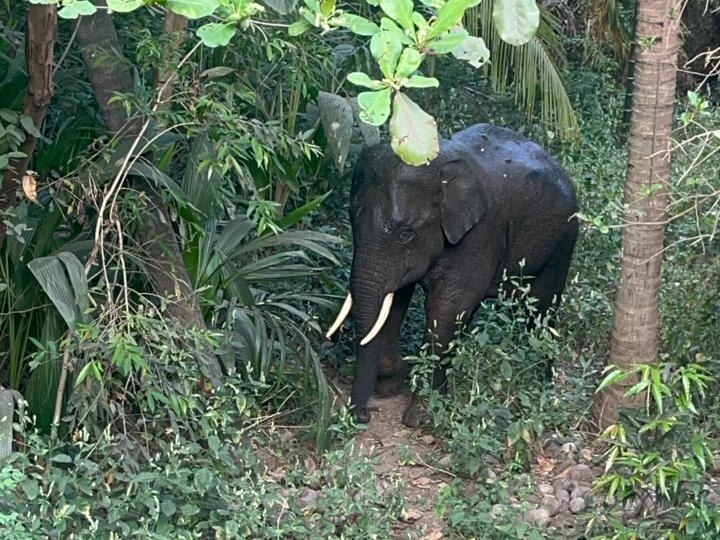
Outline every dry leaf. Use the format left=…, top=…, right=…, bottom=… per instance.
left=580, top=448, right=594, bottom=463
left=22, top=170, right=38, bottom=204
left=401, top=507, right=422, bottom=523
left=423, top=530, right=444, bottom=540
left=533, top=454, right=556, bottom=476
left=411, top=476, right=433, bottom=489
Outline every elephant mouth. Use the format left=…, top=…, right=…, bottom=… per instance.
left=325, top=292, right=395, bottom=346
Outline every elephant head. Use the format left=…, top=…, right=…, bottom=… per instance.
left=326, top=142, right=489, bottom=419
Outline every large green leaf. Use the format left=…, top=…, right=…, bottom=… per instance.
left=317, top=91, right=354, bottom=171
left=28, top=252, right=88, bottom=330
left=58, top=0, right=97, bottom=18
left=426, top=0, right=479, bottom=40
left=492, top=0, right=539, bottom=46
left=370, top=19, right=405, bottom=77
left=389, top=92, right=438, bottom=166
left=451, top=35, right=489, bottom=67
left=106, top=0, right=144, bottom=12
left=197, top=23, right=237, bottom=47
left=379, top=0, right=414, bottom=32
left=340, top=13, right=380, bottom=35
left=166, top=0, right=220, bottom=19
left=357, top=88, right=392, bottom=126
left=394, top=47, right=423, bottom=79
left=347, top=97, right=381, bottom=146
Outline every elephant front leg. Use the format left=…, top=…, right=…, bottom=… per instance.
left=349, top=283, right=415, bottom=422
left=402, top=290, right=477, bottom=428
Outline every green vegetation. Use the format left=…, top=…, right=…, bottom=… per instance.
left=2, top=0, right=720, bottom=538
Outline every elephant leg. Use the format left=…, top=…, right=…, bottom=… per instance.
left=402, top=288, right=481, bottom=428
left=350, top=283, right=416, bottom=422
left=375, top=283, right=416, bottom=396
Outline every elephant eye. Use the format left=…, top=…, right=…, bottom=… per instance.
left=397, top=228, right=415, bottom=244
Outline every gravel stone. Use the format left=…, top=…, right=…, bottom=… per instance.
left=526, top=508, right=551, bottom=527
left=569, top=464, right=594, bottom=482
left=570, top=497, right=587, bottom=513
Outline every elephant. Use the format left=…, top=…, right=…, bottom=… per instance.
left=325, top=123, right=579, bottom=426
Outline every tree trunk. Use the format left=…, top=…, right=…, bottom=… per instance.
left=77, top=3, right=222, bottom=385
left=593, top=0, right=682, bottom=429
left=0, top=5, right=57, bottom=245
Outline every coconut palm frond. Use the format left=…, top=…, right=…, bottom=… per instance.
left=467, top=0, right=578, bottom=138
left=584, top=0, right=632, bottom=65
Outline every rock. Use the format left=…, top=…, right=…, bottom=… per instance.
left=569, top=464, right=594, bottom=482
left=491, top=504, right=505, bottom=519
left=375, top=478, right=391, bottom=496
left=552, top=478, right=571, bottom=491
left=561, top=442, right=577, bottom=455
left=422, top=434, right=436, bottom=445
left=554, top=488, right=570, bottom=503
left=542, top=496, right=562, bottom=517
left=437, top=454, right=453, bottom=468
left=569, top=497, right=587, bottom=513
left=525, top=508, right=551, bottom=527
left=537, top=482, right=554, bottom=496
left=571, top=483, right=592, bottom=499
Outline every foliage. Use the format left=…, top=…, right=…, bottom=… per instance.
left=409, top=274, right=573, bottom=476
left=0, top=317, right=404, bottom=538
left=589, top=361, right=720, bottom=539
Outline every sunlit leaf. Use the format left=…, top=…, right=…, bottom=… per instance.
left=340, top=13, right=379, bottom=35
left=394, top=47, right=423, bottom=79
left=347, top=72, right=386, bottom=90
left=197, top=23, right=237, bottom=47
left=357, top=88, right=392, bottom=126
left=451, top=35, right=489, bottom=67
left=389, top=92, right=438, bottom=166
left=493, top=0, right=539, bottom=46
left=166, top=0, right=220, bottom=19
left=106, top=0, right=144, bottom=12
left=379, top=0, right=414, bottom=32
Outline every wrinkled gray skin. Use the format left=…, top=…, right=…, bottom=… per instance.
left=346, top=123, right=579, bottom=426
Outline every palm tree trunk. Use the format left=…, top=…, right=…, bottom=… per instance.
left=77, top=3, right=222, bottom=385
left=593, top=0, right=682, bottom=429
left=0, top=5, right=57, bottom=245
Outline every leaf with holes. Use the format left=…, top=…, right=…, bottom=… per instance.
left=451, top=35, right=489, bottom=68
left=318, top=92, right=353, bottom=171
left=358, top=88, right=392, bottom=126
left=389, top=92, right=438, bottom=166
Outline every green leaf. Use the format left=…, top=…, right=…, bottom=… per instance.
left=451, top=35, right=489, bottom=67
left=426, top=0, right=478, bottom=40
left=370, top=22, right=404, bottom=77
left=289, top=19, right=312, bottom=36
left=340, top=13, right=379, bottom=35
left=403, top=75, right=439, bottom=88
left=28, top=252, right=89, bottom=330
left=426, top=28, right=468, bottom=53
left=166, top=0, right=220, bottom=19
left=276, top=192, right=332, bottom=229
left=318, top=91, right=354, bottom=171
left=106, top=0, right=144, bottom=12
left=347, top=72, right=386, bottom=90
left=28, top=0, right=57, bottom=4
left=58, top=0, right=97, bottom=18
left=20, top=115, right=41, bottom=138
left=161, top=499, right=177, bottom=516
left=357, top=89, right=392, bottom=126
left=394, top=47, right=423, bottom=79
left=197, top=23, right=237, bottom=47
left=51, top=453, right=72, bottom=463
left=389, top=92, right=438, bottom=166
left=347, top=97, right=381, bottom=145
left=379, top=0, right=414, bottom=32
left=493, top=0, right=539, bottom=46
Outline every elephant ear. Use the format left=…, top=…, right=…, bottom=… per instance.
left=440, top=158, right=488, bottom=244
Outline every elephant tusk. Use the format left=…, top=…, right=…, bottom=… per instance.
left=360, top=292, right=394, bottom=346
left=325, top=293, right=353, bottom=339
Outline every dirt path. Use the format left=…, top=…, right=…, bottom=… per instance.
left=354, top=392, right=449, bottom=539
